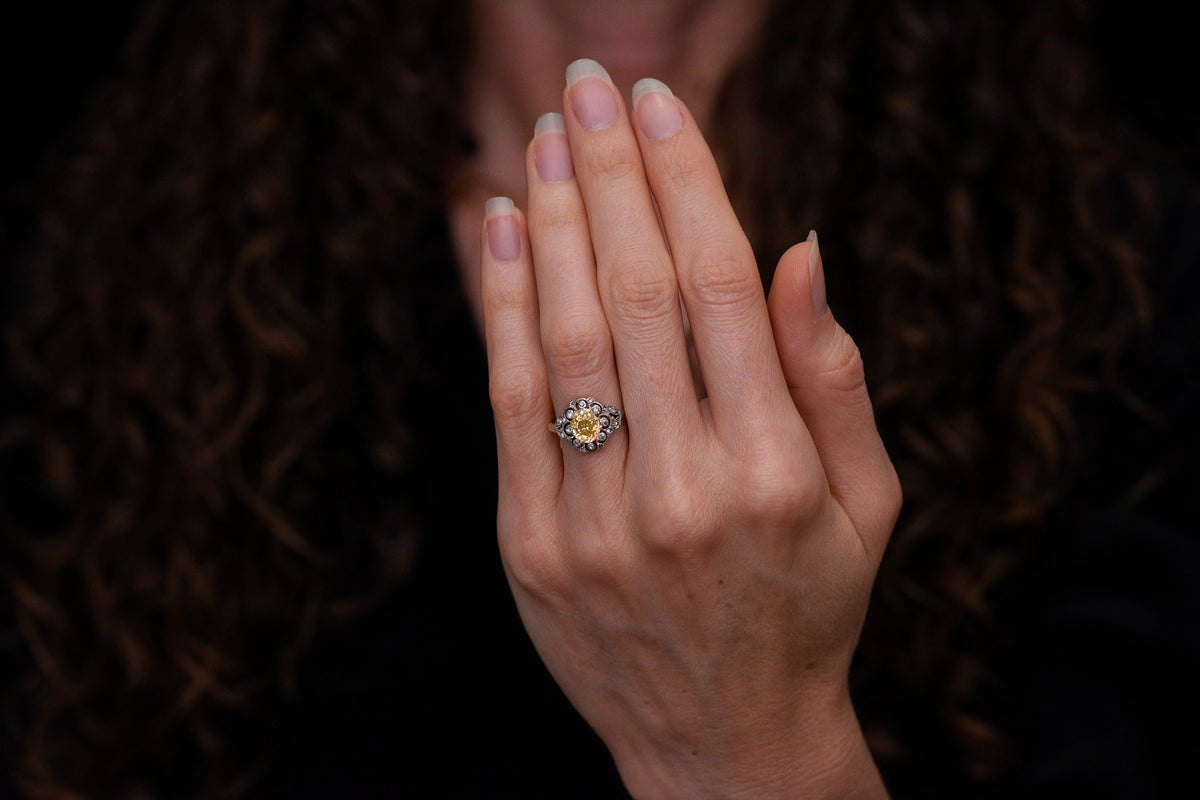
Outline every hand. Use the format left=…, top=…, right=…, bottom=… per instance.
left=479, top=59, right=900, bottom=800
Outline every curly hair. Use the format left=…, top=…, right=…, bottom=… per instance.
left=1, top=0, right=1152, bottom=797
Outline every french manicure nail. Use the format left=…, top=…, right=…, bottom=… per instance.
left=632, top=78, right=682, bottom=140
left=566, top=58, right=618, bottom=130
left=808, top=230, right=828, bottom=317
left=533, top=112, right=574, bottom=183
left=486, top=197, right=520, bottom=262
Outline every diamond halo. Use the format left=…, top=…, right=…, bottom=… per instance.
left=552, top=397, right=623, bottom=453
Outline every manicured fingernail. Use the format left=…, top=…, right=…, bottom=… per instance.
left=533, top=112, right=574, bottom=183
left=566, top=58, right=618, bottom=130
left=632, top=78, right=682, bottom=140
left=808, top=230, right=828, bottom=317
left=486, top=197, right=520, bottom=262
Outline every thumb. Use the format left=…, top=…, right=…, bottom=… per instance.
left=767, top=232, right=901, bottom=558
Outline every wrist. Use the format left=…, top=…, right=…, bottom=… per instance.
left=611, top=685, right=889, bottom=800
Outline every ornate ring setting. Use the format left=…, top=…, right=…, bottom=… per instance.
left=552, top=397, right=623, bottom=453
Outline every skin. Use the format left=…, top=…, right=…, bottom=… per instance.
left=452, top=0, right=770, bottom=322
left=460, top=3, right=902, bottom=798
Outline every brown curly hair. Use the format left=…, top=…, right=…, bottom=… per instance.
left=1, top=0, right=1152, bottom=797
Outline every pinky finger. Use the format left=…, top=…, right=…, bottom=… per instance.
left=480, top=197, right=561, bottom=502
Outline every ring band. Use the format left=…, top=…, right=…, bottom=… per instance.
left=551, top=397, right=623, bottom=453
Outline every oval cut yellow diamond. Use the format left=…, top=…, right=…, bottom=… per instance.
left=570, top=408, right=601, bottom=443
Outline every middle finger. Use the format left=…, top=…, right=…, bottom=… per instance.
left=562, top=59, right=700, bottom=456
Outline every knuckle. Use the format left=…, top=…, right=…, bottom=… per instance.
left=638, top=481, right=716, bottom=556
left=606, top=262, right=677, bottom=321
left=566, top=527, right=634, bottom=586
left=502, top=529, right=565, bottom=597
left=489, top=368, right=544, bottom=425
left=532, top=198, right=587, bottom=235
left=878, top=463, right=904, bottom=530
left=683, top=244, right=761, bottom=310
left=650, top=516, right=719, bottom=557
left=483, top=276, right=531, bottom=318
left=580, top=145, right=641, bottom=183
left=819, top=331, right=869, bottom=398
left=542, top=321, right=610, bottom=382
left=856, top=461, right=903, bottom=561
left=661, top=149, right=712, bottom=190
left=739, top=449, right=825, bottom=524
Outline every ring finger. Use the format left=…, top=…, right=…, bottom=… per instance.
left=526, top=112, right=626, bottom=477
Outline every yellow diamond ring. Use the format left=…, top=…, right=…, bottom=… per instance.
left=551, top=397, right=623, bottom=453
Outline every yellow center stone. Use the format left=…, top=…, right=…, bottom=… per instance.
left=570, top=409, right=601, bottom=443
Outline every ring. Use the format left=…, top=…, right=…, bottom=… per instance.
left=551, top=397, right=623, bottom=453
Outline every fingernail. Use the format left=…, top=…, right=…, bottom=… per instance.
left=808, top=230, right=828, bottom=317
left=632, top=78, right=682, bottom=140
left=485, top=197, right=520, bottom=262
left=566, top=58, right=618, bottom=130
left=533, top=112, right=574, bottom=183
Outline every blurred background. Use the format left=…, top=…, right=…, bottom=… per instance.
left=2, top=1, right=1196, bottom=194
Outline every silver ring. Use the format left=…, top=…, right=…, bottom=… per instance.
left=552, top=397, right=623, bottom=453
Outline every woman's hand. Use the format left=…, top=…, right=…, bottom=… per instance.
left=480, top=59, right=900, bottom=800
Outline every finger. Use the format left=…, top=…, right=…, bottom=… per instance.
left=766, top=233, right=903, bottom=559
left=480, top=197, right=561, bottom=502
left=563, top=59, right=699, bottom=456
left=630, top=78, right=793, bottom=442
left=526, top=112, right=626, bottom=469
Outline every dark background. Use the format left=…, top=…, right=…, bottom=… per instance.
left=0, top=1, right=1195, bottom=202
left=0, top=5, right=1194, bottom=797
